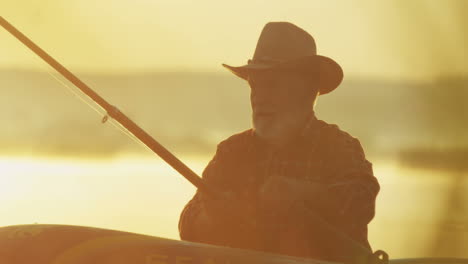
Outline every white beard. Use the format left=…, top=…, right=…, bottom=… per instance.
left=252, top=109, right=313, bottom=147
left=252, top=114, right=291, bottom=143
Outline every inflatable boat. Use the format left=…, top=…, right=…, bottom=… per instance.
left=0, top=224, right=467, bottom=264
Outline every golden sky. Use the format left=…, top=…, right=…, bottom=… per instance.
left=1, top=0, right=467, bottom=81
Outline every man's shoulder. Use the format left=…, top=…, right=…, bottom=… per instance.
left=316, top=119, right=365, bottom=156
left=316, top=120, right=374, bottom=179
left=216, top=128, right=254, bottom=154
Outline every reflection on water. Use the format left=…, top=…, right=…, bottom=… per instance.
left=0, top=155, right=466, bottom=258
left=0, top=155, right=206, bottom=240
left=371, top=160, right=467, bottom=258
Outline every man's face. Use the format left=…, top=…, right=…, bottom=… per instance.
left=248, top=69, right=317, bottom=141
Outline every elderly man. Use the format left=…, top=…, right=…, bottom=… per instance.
left=179, top=22, right=380, bottom=262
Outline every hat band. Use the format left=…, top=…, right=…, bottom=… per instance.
left=248, top=57, right=284, bottom=64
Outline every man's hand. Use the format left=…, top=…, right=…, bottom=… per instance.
left=258, top=175, right=325, bottom=217
left=199, top=190, right=256, bottom=230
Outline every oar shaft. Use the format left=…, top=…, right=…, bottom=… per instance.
left=0, top=16, right=217, bottom=197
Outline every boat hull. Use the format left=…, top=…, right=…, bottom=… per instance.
left=0, top=224, right=335, bottom=264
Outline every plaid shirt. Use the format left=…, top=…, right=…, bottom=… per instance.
left=179, top=115, right=380, bottom=261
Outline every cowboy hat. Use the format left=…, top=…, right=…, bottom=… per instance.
left=222, top=22, right=343, bottom=95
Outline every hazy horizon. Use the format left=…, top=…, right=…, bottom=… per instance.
left=2, top=69, right=467, bottom=158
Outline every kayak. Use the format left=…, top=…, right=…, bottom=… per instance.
left=0, top=224, right=338, bottom=264
left=1, top=224, right=468, bottom=264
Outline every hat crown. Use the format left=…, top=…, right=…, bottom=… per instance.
left=222, top=21, right=343, bottom=95
left=252, top=22, right=317, bottom=63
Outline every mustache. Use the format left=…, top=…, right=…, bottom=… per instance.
left=252, top=105, right=277, bottom=112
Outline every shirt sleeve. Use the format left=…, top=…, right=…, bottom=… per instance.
left=178, top=150, right=220, bottom=242
left=178, top=140, right=235, bottom=244
left=320, top=136, right=380, bottom=235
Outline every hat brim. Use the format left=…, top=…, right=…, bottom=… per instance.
left=222, top=55, right=343, bottom=95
